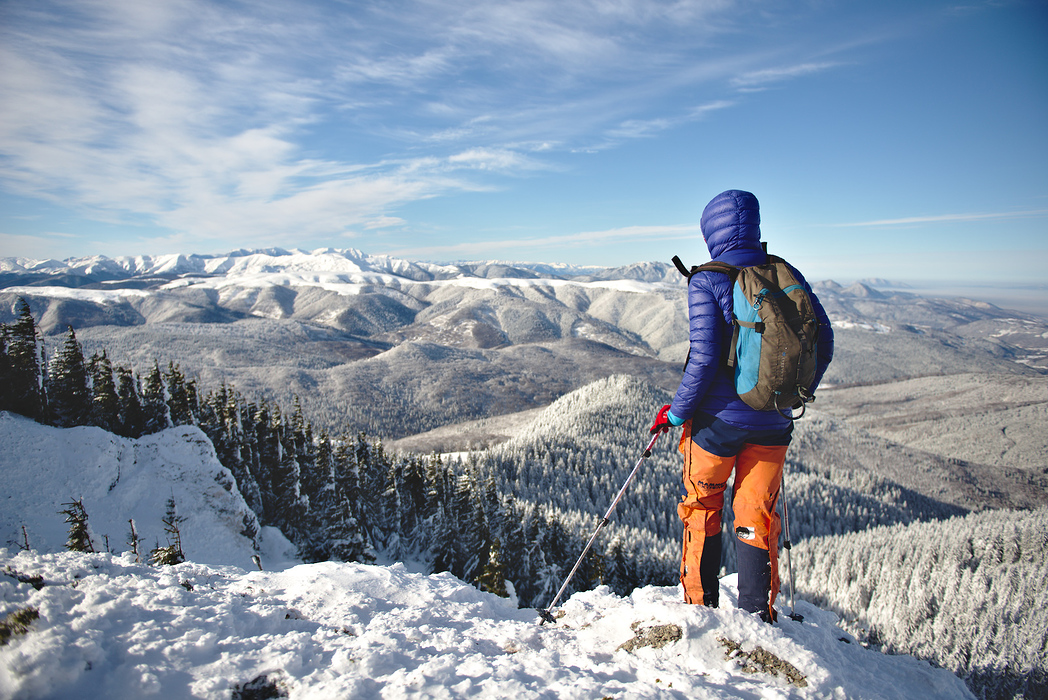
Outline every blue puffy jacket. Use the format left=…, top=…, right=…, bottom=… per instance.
left=668, top=190, right=834, bottom=430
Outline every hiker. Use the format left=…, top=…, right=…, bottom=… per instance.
left=650, top=189, right=834, bottom=622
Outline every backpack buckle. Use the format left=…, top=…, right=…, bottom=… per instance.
left=753, top=289, right=768, bottom=310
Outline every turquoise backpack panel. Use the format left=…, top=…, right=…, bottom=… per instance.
left=732, top=282, right=762, bottom=395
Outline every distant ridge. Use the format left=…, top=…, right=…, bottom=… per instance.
left=2, top=247, right=1045, bottom=440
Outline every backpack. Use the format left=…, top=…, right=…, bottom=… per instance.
left=672, top=252, right=820, bottom=419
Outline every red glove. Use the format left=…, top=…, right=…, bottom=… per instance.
left=650, top=404, right=673, bottom=434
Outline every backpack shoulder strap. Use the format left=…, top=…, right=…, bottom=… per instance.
left=671, top=255, right=739, bottom=282
left=694, top=261, right=739, bottom=280
left=671, top=255, right=693, bottom=278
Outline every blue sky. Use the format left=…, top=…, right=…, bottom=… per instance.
left=1, top=0, right=1045, bottom=286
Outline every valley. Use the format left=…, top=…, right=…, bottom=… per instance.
left=4, top=249, right=1045, bottom=446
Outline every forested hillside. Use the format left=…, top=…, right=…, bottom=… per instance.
left=0, top=299, right=982, bottom=611
left=794, top=508, right=1048, bottom=699
left=469, top=375, right=974, bottom=582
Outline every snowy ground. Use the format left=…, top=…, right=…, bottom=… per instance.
left=0, top=549, right=973, bottom=699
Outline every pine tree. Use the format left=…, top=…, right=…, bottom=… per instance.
left=299, top=430, right=336, bottom=561
left=88, top=352, right=119, bottom=432
left=141, top=361, right=170, bottom=434
left=149, top=497, right=186, bottom=565
left=274, top=415, right=307, bottom=543
left=199, top=385, right=263, bottom=516
left=532, top=512, right=569, bottom=604
left=2, top=299, right=45, bottom=420
left=115, top=366, right=146, bottom=437
left=401, top=455, right=428, bottom=554
left=251, top=401, right=280, bottom=525
left=475, top=538, right=510, bottom=598
left=494, top=498, right=529, bottom=599
left=59, top=498, right=95, bottom=553
left=382, top=458, right=404, bottom=558
left=354, top=433, right=384, bottom=554
left=430, top=499, right=456, bottom=575
left=604, top=536, right=635, bottom=596
left=46, top=327, right=91, bottom=428
left=164, top=362, right=194, bottom=427
left=451, top=472, right=487, bottom=582
left=328, top=437, right=370, bottom=563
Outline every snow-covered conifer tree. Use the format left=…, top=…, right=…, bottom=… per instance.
left=475, top=538, right=509, bottom=597
left=164, top=362, right=195, bottom=427
left=328, top=438, right=370, bottom=563
left=1, top=299, right=45, bottom=420
left=115, top=366, right=146, bottom=438
left=149, top=497, right=186, bottom=566
left=141, top=361, right=171, bottom=434
left=46, top=327, right=91, bottom=428
left=88, top=352, right=119, bottom=432
left=59, top=498, right=95, bottom=553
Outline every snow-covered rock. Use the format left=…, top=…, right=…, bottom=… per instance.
left=0, top=412, right=261, bottom=569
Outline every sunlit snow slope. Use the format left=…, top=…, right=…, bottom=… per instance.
left=0, top=550, right=973, bottom=700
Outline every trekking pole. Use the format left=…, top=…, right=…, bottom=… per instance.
left=780, top=469, right=804, bottom=622
left=539, top=430, right=662, bottom=625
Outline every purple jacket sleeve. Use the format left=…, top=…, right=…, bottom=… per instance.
left=669, top=271, right=729, bottom=421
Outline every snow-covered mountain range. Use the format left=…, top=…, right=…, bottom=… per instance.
left=3, top=248, right=1045, bottom=441
left=2, top=248, right=1046, bottom=700
left=0, top=247, right=672, bottom=287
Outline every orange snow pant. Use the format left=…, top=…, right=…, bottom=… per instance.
left=677, top=421, right=786, bottom=620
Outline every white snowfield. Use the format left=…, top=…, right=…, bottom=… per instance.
left=0, top=551, right=973, bottom=700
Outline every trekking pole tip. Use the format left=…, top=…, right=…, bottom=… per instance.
left=538, top=608, right=557, bottom=626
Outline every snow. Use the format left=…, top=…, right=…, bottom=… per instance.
left=0, top=286, right=153, bottom=304
left=1, top=249, right=672, bottom=304
left=442, top=275, right=666, bottom=295
left=0, top=413, right=261, bottom=570
left=0, top=550, right=973, bottom=700
left=831, top=320, right=892, bottom=333
left=0, top=413, right=975, bottom=699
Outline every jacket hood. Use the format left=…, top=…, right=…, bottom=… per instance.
left=701, top=190, right=763, bottom=260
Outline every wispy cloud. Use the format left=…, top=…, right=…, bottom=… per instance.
left=838, top=210, right=1048, bottom=227
left=0, top=0, right=863, bottom=254
left=731, top=62, right=841, bottom=91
